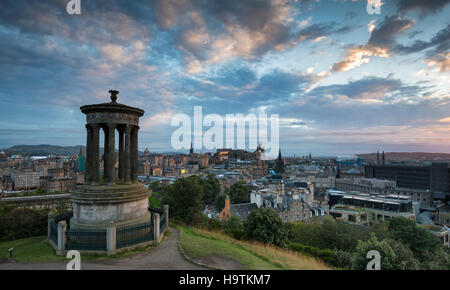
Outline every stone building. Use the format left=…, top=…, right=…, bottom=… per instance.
left=335, top=178, right=434, bottom=209
left=13, top=171, right=45, bottom=190
left=327, top=190, right=415, bottom=225
left=39, top=176, right=76, bottom=193
left=437, top=205, right=450, bottom=226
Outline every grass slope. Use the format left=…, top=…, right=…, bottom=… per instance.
left=0, top=236, right=66, bottom=263
left=177, top=225, right=332, bottom=270
left=0, top=231, right=170, bottom=263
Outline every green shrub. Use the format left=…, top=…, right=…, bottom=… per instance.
left=288, top=216, right=371, bottom=252
left=334, top=249, right=354, bottom=269
left=222, top=215, right=244, bottom=240
left=199, top=214, right=222, bottom=231
left=0, top=205, right=48, bottom=240
left=244, top=208, right=288, bottom=247
left=288, top=242, right=337, bottom=266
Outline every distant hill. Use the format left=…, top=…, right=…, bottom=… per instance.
left=357, top=152, right=450, bottom=163
left=2, top=145, right=147, bottom=157
left=3, top=145, right=86, bottom=156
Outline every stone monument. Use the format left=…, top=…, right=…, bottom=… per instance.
left=70, top=90, right=151, bottom=230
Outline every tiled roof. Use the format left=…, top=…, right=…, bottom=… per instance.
left=230, top=203, right=259, bottom=221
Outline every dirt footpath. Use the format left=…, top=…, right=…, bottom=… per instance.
left=0, top=228, right=205, bottom=270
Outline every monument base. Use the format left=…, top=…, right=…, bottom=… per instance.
left=70, top=182, right=151, bottom=230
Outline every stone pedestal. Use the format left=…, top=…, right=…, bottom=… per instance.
left=70, top=183, right=150, bottom=231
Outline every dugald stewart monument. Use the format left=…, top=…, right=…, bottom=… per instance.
left=70, top=90, right=150, bottom=230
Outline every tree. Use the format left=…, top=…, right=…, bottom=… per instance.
left=387, top=238, right=419, bottom=270
left=226, top=181, right=251, bottom=204
left=351, top=234, right=396, bottom=270
left=244, top=207, right=287, bottom=247
left=287, top=216, right=371, bottom=252
left=387, top=217, right=440, bottom=263
left=201, top=174, right=221, bottom=205
left=214, top=194, right=226, bottom=212
left=161, top=176, right=204, bottom=225
left=351, top=234, right=420, bottom=270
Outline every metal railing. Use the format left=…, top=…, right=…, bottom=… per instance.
left=66, top=228, right=107, bottom=251
left=116, top=222, right=153, bottom=249
left=49, top=220, right=58, bottom=245
left=160, top=213, right=166, bottom=234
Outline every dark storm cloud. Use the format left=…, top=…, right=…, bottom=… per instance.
left=396, top=0, right=450, bottom=16
left=309, top=77, right=404, bottom=99
left=0, top=0, right=152, bottom=46
left=394, top=24, right=450, bottom=57
left=367, top=15, right=415, bottom=48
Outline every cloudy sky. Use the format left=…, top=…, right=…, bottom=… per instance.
left=0, top=0, right=449, bottom=156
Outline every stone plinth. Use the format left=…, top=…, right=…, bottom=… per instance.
left=70, top=183, right=150, bottom=230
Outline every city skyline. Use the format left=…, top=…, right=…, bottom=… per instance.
left=0, top=0, right=449, bottom=156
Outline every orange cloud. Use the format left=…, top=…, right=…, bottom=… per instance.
left=332, top=46, right=389, bottom=72
left=427, top=52, right=450, bottom=72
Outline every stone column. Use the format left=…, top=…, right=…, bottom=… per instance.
left=124, top=125, right=132, bottom=183
left=105, top=123, right=116, bottom=184
left=103, top=125, right=109, bottom=183
left=118, top=127, right=124, bottom=182
left=163, top=205, right=169, bottom=229
left=106, top=221, right=116, bottom=256
left=131, top=126, right=139, bottom=182
left=47, top=212, right=55, bottom=239
left=57, top=221, right=67, bottom=256
left=85, top=124, right=92, bottom=184
left=91, top=124, right=100, bottom=184
left=153, top=213, right=160, bottom=243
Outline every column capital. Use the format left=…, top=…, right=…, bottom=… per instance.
left=124, top=124, right=132, bottom=133
left=90, top=123, right=101, bottom=130
left=106, top=123, right=117, bottom=130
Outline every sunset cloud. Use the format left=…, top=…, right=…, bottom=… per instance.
left=0, top=0, right=449, bottom=154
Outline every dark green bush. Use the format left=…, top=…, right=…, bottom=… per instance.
left=199, top=214, right=222, bottom=231
left=244, top=208, right=288, bottom=247
left=222, top=215, right=244, bottom=240
left=0, top=205, right=48, bottom=240
left=288, top=242, right=337, bottom=266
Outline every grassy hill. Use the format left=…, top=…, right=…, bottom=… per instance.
left=3, top=145, right=86, bottom=156
left=2, top=144, right=147, bottom=157
left=177, top=225, right=332, bottom=270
